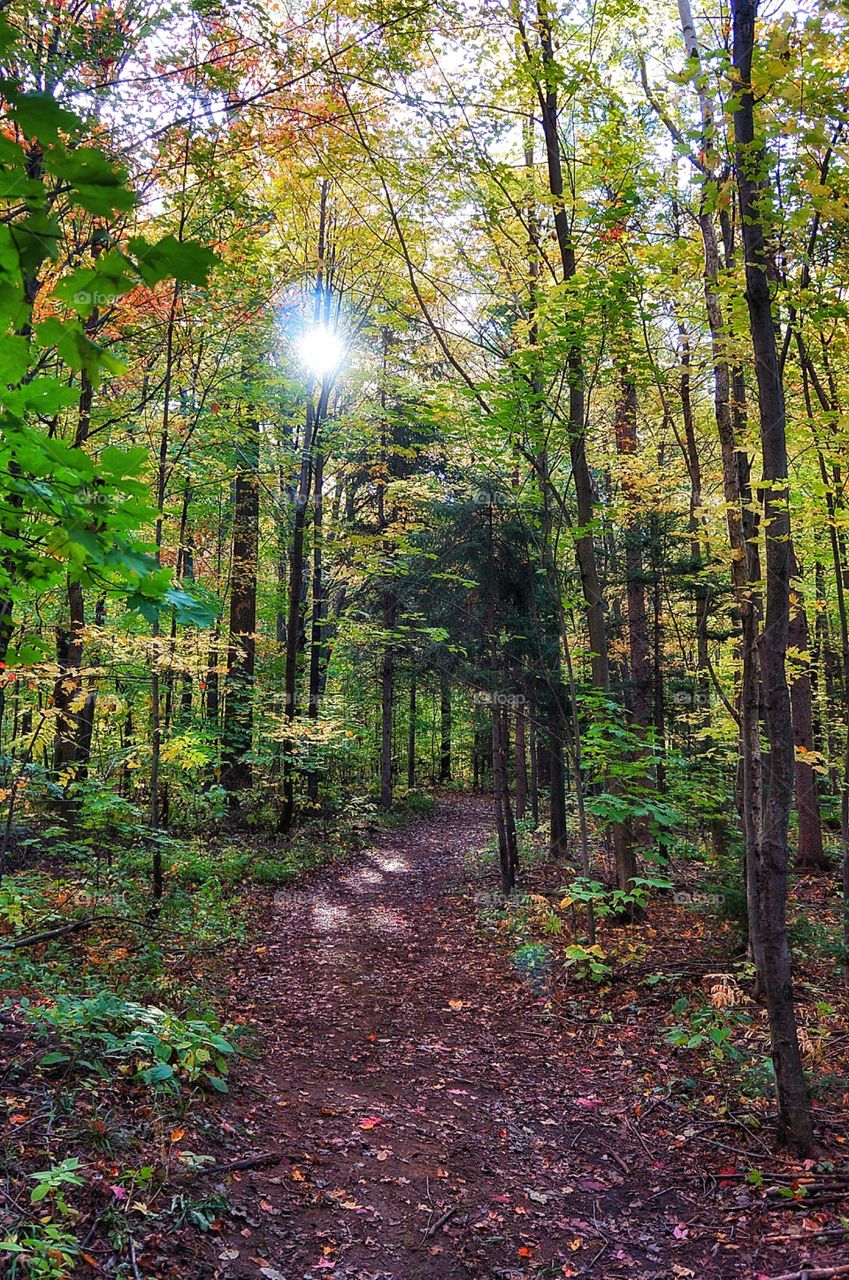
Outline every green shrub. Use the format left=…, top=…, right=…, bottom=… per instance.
left=24, top=991, right=236, bottom=1092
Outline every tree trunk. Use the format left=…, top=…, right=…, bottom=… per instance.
left=306, top=447, right=325, bottom=805
left=529, top=711, right=539, bottom=823
left=615, top=376, right=653, bottom=851
left=280, top=385, right=329, bottom=830
left=52, top=580, right=85, bottom=779
left=407, top=674, right=416, bottom=790
left=789, top=554, right=827, bottom=870
left=732, top=0, right=813, bottom=1155
left=221, top=400, right=259, bottom=796
left=676, top=0, right=764, bottom=970
left=439, top=674, right=452, bottom=783
left=548, top=732, right=568, bottom=856
left=531, top=5, right=610, bottom=695
left=515, top=701, right=528, bottom=820
left=379, top=592, right=395, bottom=810
left=492, top=704, right=518, bottom=894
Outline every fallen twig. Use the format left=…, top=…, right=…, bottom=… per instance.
left=0, top=919, right=92, bottom=950
left=764, top=1228, right=849, bottom=1243
left=129, top=1237, right=142, bottom=1280
left=193, top=1150, right=287, bottom=1177
left=764, top=1267, right=849, bottom=1280
left=422, top=1205, right=459, bottom=1239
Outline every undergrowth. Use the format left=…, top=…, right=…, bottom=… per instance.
left=0, top=779, right=375, bottom=1276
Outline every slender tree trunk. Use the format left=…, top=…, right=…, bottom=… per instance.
left=439, top=674, right=452, bottom=783
left=407, top=674, right=416, bottom=790
left=379, top=592, right=395, bottom=810
left=306, top=447, right=325, bottom=804
left=615, top=376, right=653, bottom=850
left=221, top=399, right=259, bottom=796
left=492, top=703, right=518, bottom=894
left=515, top=701, right=528, bottom=820
left=280, top=385, right=329, bottom=829
left=149, top=283, right=180, bottom=897
left=530, top=8, right=610, bottom=693
left=732, top=0, right=813, bottom=1155
left=529, top=710, right=539, bottom=823
left=52, top=580, right=85, bottom=779
left=788, top=553, right=827, bottom=870
left=675, top=0, right=767, bottom=956
left=677, top=322, right=710, bottom=691
left=548, top=733, right=568, bottom=857
left=179, top=480, right=195, bottom=720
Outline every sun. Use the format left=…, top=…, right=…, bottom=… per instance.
left=297, top=326, right=345, bottom=377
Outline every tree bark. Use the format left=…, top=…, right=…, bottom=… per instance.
left=379, top=592, right=395, bottom=810
left=731, top=0, right=813, bottom=1155
left=514, top=701, right=528, bottom=820
left=439, top=674, right=452, bottom=783
left=306, top=447, right=325, bottom=804
left=407, top=674, right=416, bottom=790
left=788, top=554, right=827, bottom=870
left=221, top=400, right=259, bottom=796
left=492, top=703, right=518, bottom=894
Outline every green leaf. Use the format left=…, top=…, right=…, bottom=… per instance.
left=0, top=335, right=29, bottom=384
left=45, top=147, right=136, bottom=215
left=165, top=585, right=218, bottom=627
left=53, top=252, right=136, bottom=316
left=208, top=1035, right=235, bottom=1054
left=141, top=1061, right=174, bottom=1084
left=5, top=88, right=81, bottom=143
left=10, top=209, right=61, bottom=275
left=128, top=235, right=217, bottom=286
left=34, top=316, right=126, bottom=385
left=0, top=15, right=17, bottom=56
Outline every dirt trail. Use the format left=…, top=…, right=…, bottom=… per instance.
left=192, top=796, right=773, bottom=1279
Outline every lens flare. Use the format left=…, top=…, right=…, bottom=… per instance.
left=297, top=326, right=345, bottom=377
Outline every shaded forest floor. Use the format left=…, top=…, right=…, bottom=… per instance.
left=159, top=795, right=848, bottom=1280
left=3, top=795, right=848, bottom=1278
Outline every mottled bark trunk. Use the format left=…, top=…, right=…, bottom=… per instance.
left=492, top=705, right=518, bottom=894
left=379, top=592, right=395, bottom=810
left=515, top=702, right=528, bottom=820
left=52, top=580, right=85, bottom=778
left=615, top=377, right=653, bottom=844
left=529, top=711, right=539, bottom=823
left=439, top=675, right=452, bottom=783
left=306, top=448, right=325, bottom=805
left=221, top=402, right=259, bottom=796
left=732, top=0, right=813, bottom=1154
left=788, top=556, right=827, bottom=870
left=407, top=675, right=416, bottom=790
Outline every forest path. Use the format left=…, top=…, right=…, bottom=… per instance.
left=196, top=796, right=730, bottom=1279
